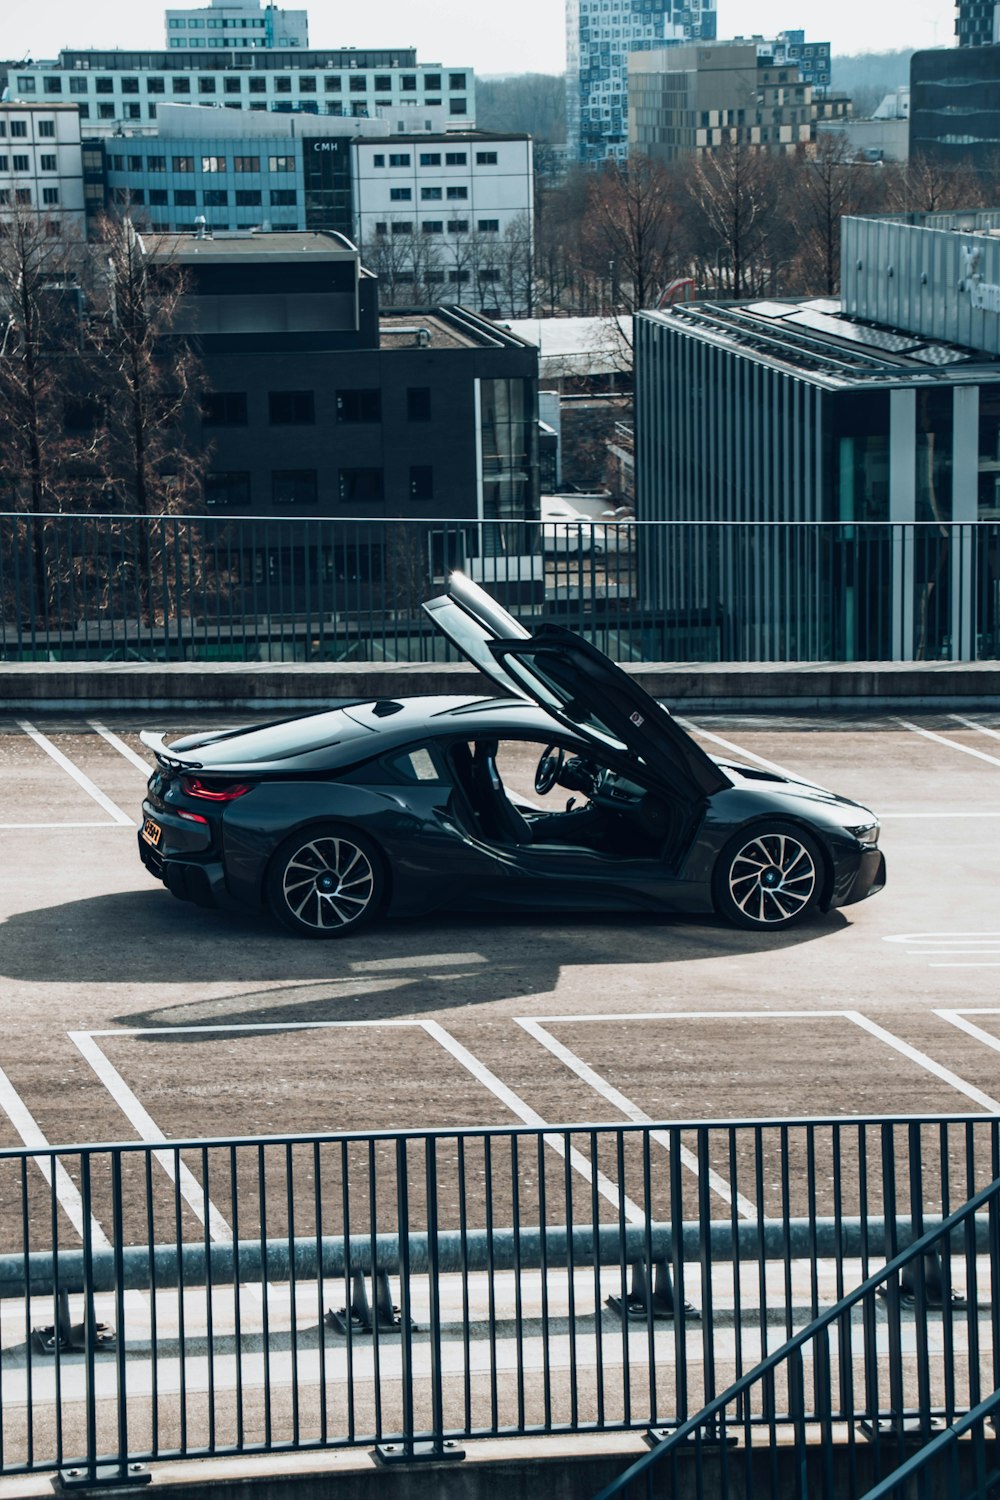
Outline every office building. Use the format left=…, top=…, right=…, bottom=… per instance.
left=99, top=105, right=533, bottom=312
left=955, top=0, right=999, bottom=45
left=0, top=103, right=86, bottom=234
left=634, top=211, right=1000, bottom=662
left=565, top=0, right=717, bottom=166
left=3, top=51, right=474, bottom=138
left=165, top=0, right=309, bottom=50
left=629, top=41, right=845, bottom=162
left=910, top=44, right=1000, bottom=171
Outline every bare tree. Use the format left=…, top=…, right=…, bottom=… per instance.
left=686, top=142, right=777, bottom=299
left=788, top=136, right=880, bottom=295
left=582, top=156, right=680, bottom=313
left=886, top=153, right=987, bottom=215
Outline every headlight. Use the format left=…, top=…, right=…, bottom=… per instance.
left=847, top=822, right=879, bottom=845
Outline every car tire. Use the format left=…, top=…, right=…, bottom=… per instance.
left=713, top=822, right=823, bottom=930
left=266, top=825, right=385, bottom=939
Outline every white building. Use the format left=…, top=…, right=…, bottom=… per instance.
left=165, top=0, right=309, bottom=49
left=565, top=0, right=717, bottom=165
left=4, top=51, right=474, bottom=139
left=0, top=104, right=85, bottom=234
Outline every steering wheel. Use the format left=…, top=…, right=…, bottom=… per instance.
left=534, top=745, right=565, bottom=795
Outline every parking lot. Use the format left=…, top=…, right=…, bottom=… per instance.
left=2, top=707, right=1000, bottom=1155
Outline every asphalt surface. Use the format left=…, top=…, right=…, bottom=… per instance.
left=2, top=708, right=1000, bottom=1150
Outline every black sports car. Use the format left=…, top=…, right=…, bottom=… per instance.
left=137, top=573, right=885, bottom=937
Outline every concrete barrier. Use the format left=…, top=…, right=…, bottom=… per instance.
left=4, top=659, right=1000, bottom=713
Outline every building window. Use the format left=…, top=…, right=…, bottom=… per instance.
left=77, top=104, right=90, bottom=118
left=407, top=387, right=431, bottom=421
left=420, top=152, right=441, bottom=166
left=445, top=151, right=466, bottom=165
left=172, top=77, right=191, bottom=94
left=174, top=155, right=195, bottom=172
left=390, top=187, right=411, bottom=201
left=339, top=468, right=384, bottom=503
left=449, top=73, right=467, bottom=90
left=249, top=76, right=266, bottom=93
left=231, top=155, right=259, bottom=173
left=147, top=77, right=165, bottom=93
left=421, top=186, right=442, bottom=200
left=128, top=154, right=143, bottom=170
left=476, top=151, right=498, bottom=165
left=324, top=76, right=341, bottom=92
left=39, top=154, right=57, bottom=171
left=121, top=77, right=139, bottom=94
left=98, top=104, right=115, bottom=119
left=424, top=75, right=441, bottom=91
left=375, top=75, right=392, bottom=91
left=336, top=389, right=381, bottom=423
left=15, top=189, right=31, bottom=205
left=204, top=189, right=228, bottom=206
left=125, top=103, right=141, bottom=119
left=204, top=471, right=250, bottom=508
left=449, top=99, right=468, bottom=117
left=372, top=153, right=385, bottom=166
left=349, top=75, right=367, bottom=92
left=275, top=76, right=292, bottom=93
left=225, top=77, right=242, bottom=93
left=202, top=392, right=248, bottom=426
left=479, top=268, right=500, bottom=282
left=390, top=221, right=412, bottom=235
left=422, top=220, right=443, bottom=234
left=269, top=154, right=295, bottom=171
left=70, top=78, right=88, bottom=94
left=409, top=465, right=434, bottom=500
left=478, top=219, right=500, bottom=233
left=202, top=155, right=226, bottom=173
left=388, top=152, right=411, bottom=167
left=402, top=75, right=417, bottom=92
left=41, top=187, right=59, bottom=206
left=235, top=188, right=262, bottom=205
left=269, top=390, right=315, bottom=425
left=149, top=189, right=168, bottom=205
left=44, top=77, right=63, bottom=94
left=374, top=221, right=387, bottom=235
left=300, top=76, right=316, bottom=92
left=199, top=77, right=217, bottom=94
left=272, top=470, right=317, bottom=505
left=12, top=155, right=30, bottom=172
left=95, top=77, right=114, bottom=94
left=448, top=269, right=470, bottom=283
left=148, top=156, right=166, bottom=172
left=269, top=188, right=297, bottom=206
left=174, top=189, right=197, bottom=206
left=447, top=218, right=469, bottom=233
left=446, top=186, right=468, bottom=200
left=10, top=121, right=27, bottom=138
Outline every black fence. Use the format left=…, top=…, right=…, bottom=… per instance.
left=2, top=513, right=1000, bottom=664
left=0, top=1113, right=998, bottom=1487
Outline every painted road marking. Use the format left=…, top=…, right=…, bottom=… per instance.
left=0, top=1062, right=111, bottom=1250
left=88, top=719, right=154, bottom=775
left=883, top=933, right=1000, bottom=967
left=948, top=715, right=1000, bottom=742
left=937, top=1009, right=1000, bottom=1057
left=674, top=719, right=804, bottom=780
left=16, top=720, right=133, bottom=824
left=897, top=719, right=1000, bottom=770
left=517, top=1017, right=756, bottom=1219
left=0, top=822, right=137, bottom=830
left=845, top=1012, right=1000, bottom=1114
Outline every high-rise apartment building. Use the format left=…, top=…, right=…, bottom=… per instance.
left=955, top=0, right=1000, bottom=45
left=165, top=0, right=308, bottom=49
left=565, top=0, right=717, bottom=166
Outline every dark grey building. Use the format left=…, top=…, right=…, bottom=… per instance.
left=910, top=44, right=1000, bottom=170
left=955, top=0, right=998, bottom=45
left=149, top=229, right=539, bottom=524
left=635, top=212, right=1000, bottom=661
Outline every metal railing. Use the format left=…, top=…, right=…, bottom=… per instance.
left=1, top=1113, right=999, bottom=1485
left=593, top=1176, right=1000, bottom=1500
left=3, top=513, right=1000, bottom=665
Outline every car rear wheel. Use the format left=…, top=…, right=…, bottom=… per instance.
left=267, top=826, right=384, bottom=938
left=714, top=823, right=822, bottom=930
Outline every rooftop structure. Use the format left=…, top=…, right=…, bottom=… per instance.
left=165, top=0, right=308, bottom=50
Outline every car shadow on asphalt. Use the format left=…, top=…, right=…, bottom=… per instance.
left=2, top=888, right=850, bottom=1034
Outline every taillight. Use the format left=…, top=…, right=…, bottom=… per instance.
left=180, top=776, right=253, bottom=802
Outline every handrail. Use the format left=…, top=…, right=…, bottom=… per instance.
left=592, top=1173, right=1000, bottom=1500
left=857, top=1387, right=1000, bottom=1499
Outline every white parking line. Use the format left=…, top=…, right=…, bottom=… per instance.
left=948, top=715, right=1000, bottom=742
left=674, top=719, right=803, bottom=779
left=88, top=720, right=153, bottom=775
left=517, top=1017, right=757, bottom=1220
left=0, top=1062, right=111, bottom=1249
left=936, top=1009, right=1000, bottom=1056
left=16, top=720, right=133, bottom=824
left=896, top=719, right=1000, bottom=770
left=421, top=1020, right=647, bottom=1225
left=883, top=933, right=1000, bottom=968
left=0, top=822, right=137, bottom=830
left=845, top=1012, right=1000, bottom=1113
left=69, top=1031, right=235, bottom=1244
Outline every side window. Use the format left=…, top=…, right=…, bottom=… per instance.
left=386, top=747, right=444, bottom=783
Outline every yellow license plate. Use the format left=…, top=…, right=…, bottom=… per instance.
left=141, top=817, right=162, bottom=848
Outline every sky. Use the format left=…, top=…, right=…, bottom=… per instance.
left=5, top=0, right=956, bottom=78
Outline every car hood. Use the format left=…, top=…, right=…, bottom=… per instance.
left=423, top=572, right=730, bottom=804
left=720, top=760, right=877, bottom=824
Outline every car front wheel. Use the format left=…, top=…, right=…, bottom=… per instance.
left=266, top=826, right=384, bottom=938
left=714, top=823, right=822, bottom=930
